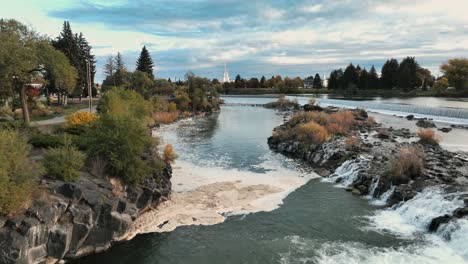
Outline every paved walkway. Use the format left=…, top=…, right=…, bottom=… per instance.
left=31, top=106, right=96, bottom=126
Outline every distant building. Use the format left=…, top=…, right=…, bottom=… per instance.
left=222, top=64, right=231, bottom=83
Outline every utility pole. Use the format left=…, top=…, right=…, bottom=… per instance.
left=86, top=60, right=93, bottom=112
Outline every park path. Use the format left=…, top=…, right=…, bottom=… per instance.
left=31, top=106, right=96, bottom=127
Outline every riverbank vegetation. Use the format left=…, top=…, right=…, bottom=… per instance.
left=273, top=109, right=364, bottom=146
left=264, top=97, right=300, bottom=110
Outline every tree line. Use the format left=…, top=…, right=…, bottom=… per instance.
left=327, top=57, right=468, bottom=93
left=220, top=74, right=306, bottom=93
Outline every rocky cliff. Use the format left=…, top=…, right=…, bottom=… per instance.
left=0, top=166, right=172, bottom=264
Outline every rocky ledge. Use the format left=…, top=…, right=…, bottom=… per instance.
left=0, top=166, right=171, bottom=264
left=268, top=105, right=468, bottom=233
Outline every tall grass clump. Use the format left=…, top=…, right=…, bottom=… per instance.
left=295, top=121, right=330, bottom=144
left=163, top=144, right=178, bottom=163
left=389, top=147, right=424, bottom=184
left=417, top=129, right=441, bottom=145
left=0, top=130, right=43, bottom=215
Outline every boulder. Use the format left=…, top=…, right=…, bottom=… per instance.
left=439, top=127, right=452, bottom=133
left=303, top=104, right=323, bottom=112
left=406, top=115, right=415, bottom=120
left=428, top=215, right=452, bottom=232
left=416, top=119, right=436, bottom=128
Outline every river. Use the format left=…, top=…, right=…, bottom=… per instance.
left=78, top=97, right=468, bottom=264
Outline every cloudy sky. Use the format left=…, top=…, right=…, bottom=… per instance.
left=2, top=0, right=468, bottom=82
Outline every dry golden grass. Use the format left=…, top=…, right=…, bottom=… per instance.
left=390, top=147, right=424, bottom=183
left=290, top=111, right=329, bottom=126
left=325, top=111, right=356, bottom=135
left=153, top=111, right=180, bottom=124
left=163, top=144, right=178, bottom=163
left=417, top=129, right=441, bottom=145
left=295, top=121, right=331, bottom=144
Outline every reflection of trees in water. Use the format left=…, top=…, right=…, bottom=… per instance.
left=176, top=112, right=220, bottom=143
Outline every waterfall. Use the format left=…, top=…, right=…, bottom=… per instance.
left=370, top=185, right=395, bottom=206
left=367, top=177, right=380, bottom=199
left=323, top=158, right=368, bottom=187
left=367, top=188, right=466, bottom=237
left=285, top=96, right=468, bottom=125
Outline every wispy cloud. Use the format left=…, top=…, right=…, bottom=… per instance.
left=1, top=0, right=467, bottom=81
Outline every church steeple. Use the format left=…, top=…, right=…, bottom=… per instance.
left=222, top=64, right=231, bottom=83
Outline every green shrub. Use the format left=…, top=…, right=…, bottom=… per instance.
left=28, top=133, right=64, bottom=148
left=97, top=87, right=152, bottom=121
left=86, top=113, right=154, bottom=184
left=0, top=130, right=43, bottom=215
left=43, top=138, right=85, bottom=182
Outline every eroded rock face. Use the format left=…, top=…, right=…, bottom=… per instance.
left=0, top=165, right=172, bottom=264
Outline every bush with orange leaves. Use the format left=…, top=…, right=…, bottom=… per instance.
left=153, top=111, right=180, bottom=124
left=389, top=146, right=424, bottom=184
left=417, top=129, right=441, bottom=145
left=295, top=121, right=330, bottom=144
left=65, top=111, right=98, bottom=128
left=163, top=144, right=178, bottom=163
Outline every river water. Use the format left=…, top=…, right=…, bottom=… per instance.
left=79, top=98, right=468, bottom=264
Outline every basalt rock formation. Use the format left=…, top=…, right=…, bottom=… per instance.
left=268, top=107, right=468, bottom=233
left=0, top=166, right=172, bottom=264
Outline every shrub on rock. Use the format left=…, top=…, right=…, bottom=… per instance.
left=390, top=147, right=424, bottom=184
left=0, top=130, right=43, bottom=215
left=295, top=121, right=330, bottom=144
left=43, top=138, right=85, bottom=182
left=417, top=129, right=441, bottom=145
left=86, top=113, right=154, bottom=184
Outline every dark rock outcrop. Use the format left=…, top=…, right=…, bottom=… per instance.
left=416, top=119, right=437, bottom=128
left=0, top=165, right=172, bottom=264
left=303, top=104, right=323, bottom=112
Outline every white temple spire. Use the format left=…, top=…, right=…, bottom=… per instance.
left=222, top=64, right=231, bottom=83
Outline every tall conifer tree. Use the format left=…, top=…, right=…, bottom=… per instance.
left=136, top=46, right=154, bottom=77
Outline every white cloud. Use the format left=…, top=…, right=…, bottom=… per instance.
left=301, top=4, right=323, bottom=13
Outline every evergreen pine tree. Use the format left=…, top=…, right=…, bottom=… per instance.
left=367, top=65, right=379, bottom=89
left=52, top=21, right=96, bottom=98
left=397, top=57, right=419, bottom=91
left=343, top=63, right=358, bottom=88
left=358, top=68, right=368, bottom=90
left=381, top=58, right=399, bottom=89
left=260, top=76, right=266, bottom=88
left=136, top=46, right=154, bottom=77
left=313, top=73, right=323, bottom=88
